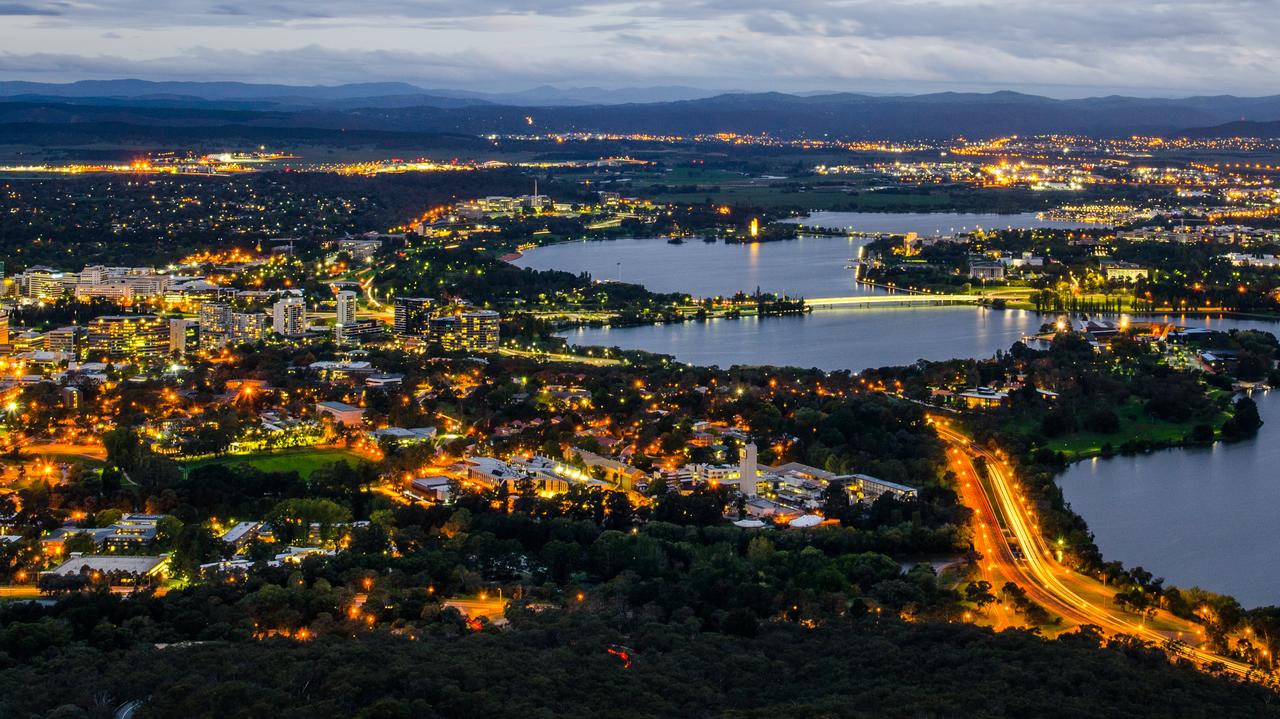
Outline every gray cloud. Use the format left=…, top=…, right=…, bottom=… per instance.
left=0, top=2, right=62, bottom=14
left=0, top=0, right=1277, bottom=96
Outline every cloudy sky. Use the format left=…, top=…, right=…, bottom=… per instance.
left=0, top=0, right=1276, bottom=97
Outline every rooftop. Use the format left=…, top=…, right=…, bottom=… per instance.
left=47, top=555, right=166, bottom=576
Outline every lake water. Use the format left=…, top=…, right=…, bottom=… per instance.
left=515, top=214, right=1280, bottom=607
left=1058, top=390, right=1280, bottom=608
left=557, top=309, right=1044, bottom=371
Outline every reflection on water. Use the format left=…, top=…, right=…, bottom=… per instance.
left=560, top=308, right=1043, bottom=372
left=514, top=234, right=886, bottom=299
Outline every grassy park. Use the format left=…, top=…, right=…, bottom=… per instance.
left=181, top=448, right=367, bottom=478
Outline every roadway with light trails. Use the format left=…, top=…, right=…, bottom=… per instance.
left=931, top=417, right=1268, bottom=681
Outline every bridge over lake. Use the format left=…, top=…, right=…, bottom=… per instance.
left=805, top=294, right=984, bottom=309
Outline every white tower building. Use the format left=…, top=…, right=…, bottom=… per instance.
left=739, top=442, right=759, bottom=498
left=272, top=295, right=307, bottom=337
left=335, top=290, right=358, bottom=327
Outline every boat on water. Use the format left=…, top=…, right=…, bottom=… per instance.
left=666, top=237, right=685, bottom=245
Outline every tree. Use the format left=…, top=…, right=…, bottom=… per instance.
left=101, top=427, right=143, bottom=470
left=965, top=580, right=996, bottom=607
left=1222, top=396, right=1263, bottom=441
left=265, top=499, right=352, bottom=546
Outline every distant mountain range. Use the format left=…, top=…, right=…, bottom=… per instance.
left=2, top=80, right=1280, bottom=141
left=0, top=80, right=731, bottom=108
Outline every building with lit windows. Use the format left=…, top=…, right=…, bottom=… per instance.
left=198, top=302, right=232, bottom=342
left=427, top=308, right=501, bottom=351
left=86, top=315, right=168, bottom=360
left=21, top=267, right=66, bottom=300
left=393, top=296, right=433, bottom=336
left=229, top=312, right=270, bottom=344
left=334, top=318, right=384, bottom=346
left=458, top=310, right=500, bottom=350
left=198, top=302, right=269, bottom=348
left=169, top=318, right=198, bottom=356
left=336, top=290, right=358, bottom=327
left=272, top=295, right=307, bottom=337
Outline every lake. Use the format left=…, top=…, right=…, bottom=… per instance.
left=515, top=213, right=1280, bottom=607
left=1058, top=390, right=1280, bottom=608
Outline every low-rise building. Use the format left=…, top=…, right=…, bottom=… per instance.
left=959, top=387, right=1008, bottom=409
left=968, top=261, right=1005, bottom=281
left=1101, top=261, right=1150, bottom=282
left=44, top=554, right=168, bottom=586
left=315, top=401, right=365, bottom=426
left=370, top=426, right=437, bottom=446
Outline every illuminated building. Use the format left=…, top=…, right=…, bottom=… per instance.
left=86, top=315, right=168, bottom=360
left=426, top=309, right=500, bottom=351
left=335, top=318, right=384, bottom=346
left=74, top=283, right=134, bottom=302
left=198, top=302, right=232, bottom=343
left=271, top=295, right=307, bottom=337
left=393, top=296, right=433, bottom=336
left=739, top=442, right=759, bottom=498
left=229, top=312, right=270, bottom=344
left=21, top=267, right=65, bottom=300
left=42, top=326, right=84, bottom=356
left=968, top=262, right=1006, bottom=281
left=335, top=290, right=358, bottom=327
left=335, top=237, right=382, bottom=262
left=199, top=302, right=269, bottom=347
left=315, top=400, right=365, bottom=426
left=458, top=309, right=500, bottom=350
left=169, top=318, right=198, bottom=356
left=1101, top=261, right=1150, bottom=281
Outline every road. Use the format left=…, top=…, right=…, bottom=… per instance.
left=498, top=347, right=621, bottom=367
left=931, top=417, right=1265, bottom=680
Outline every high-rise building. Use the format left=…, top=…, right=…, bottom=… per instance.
left=199, top=302, right=268, bottom=348
left=427, top=315, right=460, bottom=349
left=427, top=309, right=500, bottom=351
left=272, top=295, right=307, bottom=337
left=230, top=312, right=270, bottom=344
left=458, top=309, right=500, bottom=350
left=86, top=315, right=168, bottom=360
left=169, top=318, right=198, bottom=356
left=335, top=290, right=358, bottom=328
left=393, top=297, right=432, bottom=337
left=198, top=302, right=232, bottom=340
left=0, top=310, right=9, bottom=347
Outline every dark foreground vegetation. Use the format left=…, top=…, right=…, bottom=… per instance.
left=0, top=610, right=1275, bottom=719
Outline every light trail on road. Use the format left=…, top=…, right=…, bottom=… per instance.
left=931, top=417, right=1264, bottom=681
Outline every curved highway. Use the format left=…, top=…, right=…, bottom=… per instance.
left=931, top=417, right=1265, bottom=680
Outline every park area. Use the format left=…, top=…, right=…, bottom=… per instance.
left=181, top=448, right=368, bottom=478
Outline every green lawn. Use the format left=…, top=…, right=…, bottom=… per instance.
left=1005, top=399, right=1229, bottom=461
left=182, top=448, right=366, bottom=478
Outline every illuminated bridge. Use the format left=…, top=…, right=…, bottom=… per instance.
left=805, top=294, right=984, bottom=309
